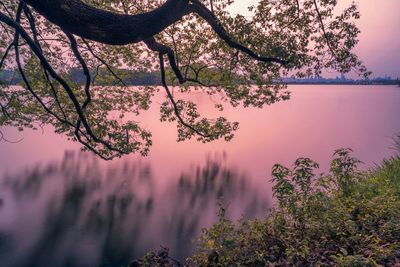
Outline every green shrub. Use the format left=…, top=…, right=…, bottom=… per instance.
left=131, top=149, right=400, bottom=266
left=189, top=149, right=400, bottom=266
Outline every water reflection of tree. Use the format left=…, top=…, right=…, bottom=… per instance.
left=163, top=154, right=269, bottom=259
left=0, top=152, right=268, bottom=266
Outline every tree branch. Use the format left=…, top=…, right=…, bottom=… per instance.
left=145, top=37, right=185, bottom=83
left=189, top=0, right=288, bottom=65
left=82, top=39, right=127, bottom=86
left=159, top=52, right=210, bottom=138
left=23, top=0, right=192, bottom=45
left=0, top=9, right=126, bottom=156
left=312, top=0, right=337, bottom=60
left=65, top=32, right=91, bottom=110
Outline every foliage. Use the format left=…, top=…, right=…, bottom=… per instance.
left=128, top=247, right=182, bottom=267
left=187, top=149, right=400, bottom=266
left=1, top=0, right=369, bottom=158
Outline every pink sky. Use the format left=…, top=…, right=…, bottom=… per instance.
left=229, top=0, right=400, bottom=79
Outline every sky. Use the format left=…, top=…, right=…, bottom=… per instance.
left=228, top=0, right=400, bottom=79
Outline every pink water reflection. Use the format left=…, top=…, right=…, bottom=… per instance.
left=0, top=85, right=399, bottom=265
left=1, top=85, right=399, bottom=202
left=1, top=85, right=399, bottom=200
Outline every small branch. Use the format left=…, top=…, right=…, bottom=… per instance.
left=0, top=101, right=11, bottom=119
left=22, top=3, right=41, bottom=50
left=283, top=0, right=300, bottom=29
left=66, top=32, right=95, bottom=145
left=186, top=77, right=217, bottom=88
left=74, top=126, right=113, bottom=160
left=82, top=38, right=127, bottom=86
left=0, top=0, right=13, bottom=17
left=190, top=0, right=288, bottom=65
left=159, top=52, right=210, bottom=138
left=312, top=0, right=337, bottom=60
left=14, top=25, right=71, bottom=128
left=65, top=32, right=91, bottom=110
left=0, top=9, right=126, bottom=156
left=209, top=0, right=214, bottom=14
left=145, top=37, right=185, bottom=83
left=92, top=64, right=101, bottom=85
left=21, top=4, right=68, bottom=119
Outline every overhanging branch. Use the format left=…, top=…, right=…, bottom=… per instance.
left=23, top=0, right=192, bottom=45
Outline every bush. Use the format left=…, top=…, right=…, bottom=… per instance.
left=131, top=149, right=400, bottom=266
left=189, top=149, right=400, bottom=266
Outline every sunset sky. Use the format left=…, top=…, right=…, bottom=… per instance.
left=229, top=0, right=400, bottom=79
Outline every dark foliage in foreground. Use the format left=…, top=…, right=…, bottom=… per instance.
left=132, top=149, right=400, bottom=266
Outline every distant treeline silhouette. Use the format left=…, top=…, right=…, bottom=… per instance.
left=0, top=68, right=161, bottom=86
left=1, top=69, right=398, bottom=86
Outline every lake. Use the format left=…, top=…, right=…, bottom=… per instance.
left=0, top=85, right=399, bottom=267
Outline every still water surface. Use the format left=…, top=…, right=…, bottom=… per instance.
left=0, top=85, right=399, bottom=266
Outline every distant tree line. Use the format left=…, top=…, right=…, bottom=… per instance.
left=281, top=76, right=400, bottom=85
left=2, top=69, right=398, bottom=86
left=0, top=68, right=161, bottom=86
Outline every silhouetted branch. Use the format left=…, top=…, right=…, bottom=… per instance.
left=159, top=52, right=211, bottom=138
left=189, top=0, right=289, bottom=65
left=23, top=0, right=193, bottom=45
left=284, top=0, right=300, bottom=29
left=312, top=0, right=337, bottom=59
left=145, top=37, right=185, bottom=83
left=66, top=32, right=91, bottom=110
left=0, top=8, right=128, bottom=157
left=82, top=38, right=127, bottom=86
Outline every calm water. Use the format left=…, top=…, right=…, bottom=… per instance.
left=0, top=85, right=399, bottom=266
